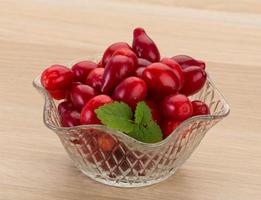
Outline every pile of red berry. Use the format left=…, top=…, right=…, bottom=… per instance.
left=40, top=27, right=209, bottom=140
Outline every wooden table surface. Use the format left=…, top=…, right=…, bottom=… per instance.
left=1, top=0, right=261, bottom=199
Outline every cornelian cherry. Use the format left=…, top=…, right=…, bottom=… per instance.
left=48, top=89, right=67, bottom=100
left=80, top=95, right=113, bottom=125
left=181, top=66, right=207, bottom=96
left=61, top=110, right=81, bottom=127
left=41, top=65, right=74, bottom=91
left=191, top=100, right=210, bottom=116
left=161, top=120, right=181, bottom=138
left=142, top=63, right=180, bottom=100
left=65, top=82, right=82, bottom=102
left=160, top=94, right=193, bottom=120
left=171, top=55, right=206, bottom=70
left=97, top=134, right=116, bottom=152
left=132, top=27, right=160, bottom=62
left=58, top=101, right=74, bottom=115
left=70, top=84, right=97, bottom=110
left=85, top=68, right=104, bottom=92
left=71, top=61, right=98, bottom=83
left=161, top=57, right=184, bottom=90
left=101, top=42, right=131, bottom=66
left=112, top=77, right=147, bottom=109
left=101, top=55, right=134, bottom=94
left=113, top=48, right=138, bottom=68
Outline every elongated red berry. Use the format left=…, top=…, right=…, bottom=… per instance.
left=171, top=55, right=206, bottom=70
left=112, top=77, right=147, bottom=109
left=85, top=68, right=104, bottom=92
left=70, top=85, right=97, bottom=110
left=191, top=100, right=210, bottom=116
left=181, top=66, right=207, bottom=96
left=101, top=55, right=135, bottom=94
left=71, top=61, right=98, bottom=83
left=161, top=120, right=181, bottom=138
left=58, top=101, right=74, bottom=115
left=80, top=95, right=113, bottom=125
left=48, top=89, right=67, bottom=100
left=61, top=110, right=81, bottom=127
left=161, top=57, right=184, bottom=90
left=142, top=63, right=180, bottom=100
left=160, top=94, right=193, bottom=120
left=113, top=48, right=138, bottom=68
left=41, top=65, right=74, bottom=91
left=97, top=134, right=116, bottom=152
left=101, top=42, right=132, bottom=66
left=132, top=27, right=160, bottom=62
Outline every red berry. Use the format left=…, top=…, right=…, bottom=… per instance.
left=132, top=27, right=160, bottom=62
left=171, top=55, right=206, bottom=70
left=191, top=100, right=210, bottom=116
left=70, top=85, right=97, bottom=110
left=101, top=42, right=131, bottom=66
left=161, top=58, right=184, bottom=90
left=181, top=66, right=207, bottom=96
left=161, top=120, right=181, bottom=138
left=113, top=48, right=138, bottom=68
left=71, top=61, right=98, bottom=83
left=41, top=65, right=74, bottom=91
left=112, top=77, right=147, bottom=109
left=160, top=94, right=193, bottom=121
left=58, top=101, right=74, bottom=115
left=101, top=55, right=135, bottom=94
left=135, top=67, right=145, bottom=78
left=142, top=63, right=180, bottom=100
left=97, top=134, right=116, bottom=152
left=145, top=100, right=160, bottom=124
left=137, top=58, right=152, bottom=68
left=48, top=89, right=67, bottom=100
left=85, top=68, right=104, bottom=92
left=65, top=82, right=82, bottom=101
left=80, top=95, right=113, bottom=125
left=61, top=110, right=81, bottom=127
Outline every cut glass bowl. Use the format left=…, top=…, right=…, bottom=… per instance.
left=33, top=64, right=229, bottom=187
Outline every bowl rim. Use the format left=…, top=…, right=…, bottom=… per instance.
left=33, top=68, right=230, bottom=147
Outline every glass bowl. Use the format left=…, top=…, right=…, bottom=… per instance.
left=33, top=65, right=229, bottom=187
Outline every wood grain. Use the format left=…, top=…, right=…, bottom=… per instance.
left=0, top=0, right=261, bottom=199
left=113, top=0, right=261, bottom=13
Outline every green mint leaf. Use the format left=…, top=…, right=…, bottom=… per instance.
left=131, top=101, right=163, bottom=143
left=126, top=124, right=141, bottom=141
left=141, top=121, right=162, bottom=143
left=95, top=102, right=134, bottom=133
left=129, top=121, right=162, bottom=143
left=135, top=101, right=152, bottom=125
left=96, top=101, right=163, bottom=144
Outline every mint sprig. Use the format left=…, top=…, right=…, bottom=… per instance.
left=134, top=101, right=152, bottom=125
left=95, top=102, right=134, bottom=133
left=95, top=101, right=162, bottom=143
